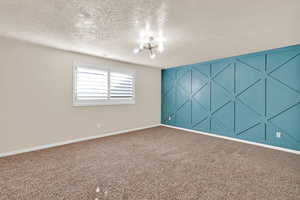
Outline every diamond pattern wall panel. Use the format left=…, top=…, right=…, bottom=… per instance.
left=161, top=44, right=300, bottom=151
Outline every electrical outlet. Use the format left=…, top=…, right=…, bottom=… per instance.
left=96, top=123, right=102, bottom=129
left=276, top=131, right=282, bottom=138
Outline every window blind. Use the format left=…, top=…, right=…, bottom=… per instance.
left=110, top=72, right=134, bottom=100
left=75, top=67, right=108, bottom=101
left=73, top=65, right=135, bottom=106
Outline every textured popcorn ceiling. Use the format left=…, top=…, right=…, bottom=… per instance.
left=0, top=0, right=299, bottom=68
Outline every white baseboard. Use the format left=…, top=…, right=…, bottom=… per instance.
left=0, top=124, right=160, bottom=158
left=2, top=124, right=298, bottom=158
left=161, top=124, right=300, bottom=155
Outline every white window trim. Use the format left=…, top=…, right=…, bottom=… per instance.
left=73, top=63, right=136, bottom=106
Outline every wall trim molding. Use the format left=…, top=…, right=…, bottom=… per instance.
left=0, top=124, right=160, bottom=158
left=162, top=46, right=300, bottom=153
left=161, top=124, right=300, bottom=155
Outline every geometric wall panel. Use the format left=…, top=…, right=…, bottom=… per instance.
left=176, top=86, right=189, bottom=109
left=162, top=44, right=300, bottom=151
left=270, top=103, right=300, bottom=142
left=211, top=82, right=231, bottom=112
left=238, top=81, right=265, bottom=116
left=213, top=102, right=235, bottom=132
left=235, top=101, right=261, bottom=134
left=176, top=101, right=191, bottom=129
left=162, top=69, right=176, bottom=94
left=213, top=63, right=235, bottom=94
left=238, top=54, right=266, bottom=71
left=161, top=90, right=166, bottom=122
left=267, top=49, right=299, bottom=72
left=267, top=79, right=300, bottom=117
left=235, top=60, right=261, bottom=94
left=211, top=117, right=229, bottom=136
left=177, top=68, right=191, bottom=93
left=193, top=118, right=210, bottom=133
left=192, top=67, right=208, bottom=94
left=193, top=84, right=210, bottom=110
left=191, top=63, right=211, bottom=77
left=270, top=55, right=300, bottom=92
left=266, top=123, right=300, bottom=151
left=165, top=88, right=176, bottom=120
left=238, top=123, right=265, bottom=143
left=211, top=102, right=235, bottom=137
left=191, top=98, right=208, bottom=126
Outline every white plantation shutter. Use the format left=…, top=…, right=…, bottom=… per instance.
left=73, top=64, right=135, bottom=106
left=110, top=72, right=134, bottom=100
left=75, top=67, right=108, bottom=101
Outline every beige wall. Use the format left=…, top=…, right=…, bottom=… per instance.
left=0, top=37, right=161, bottom=154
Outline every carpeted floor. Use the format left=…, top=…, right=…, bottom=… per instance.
left=0, top=126, right=299, bottom=200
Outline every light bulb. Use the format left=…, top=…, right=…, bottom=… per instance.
left=150, top=54, right=156, bottom=59
left=133, top=48, right=140, bottom=54
left=139, top=43, right=144, bottom=49
left=157, top=31, right=166, bottom=43
left=158, top=43, right=164, bottom=52
left=146, top=23, right=150, bottom=31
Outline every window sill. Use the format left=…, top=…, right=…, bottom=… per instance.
left=73, top=100, right=135, bottom=107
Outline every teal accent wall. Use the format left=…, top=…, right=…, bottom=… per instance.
left=161, top=45, right=300, bottom=151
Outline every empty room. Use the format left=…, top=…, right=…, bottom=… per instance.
left=0, top=0, right=300, bottom=199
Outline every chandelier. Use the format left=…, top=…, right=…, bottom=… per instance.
left=133, top=31, right=165, bottom=59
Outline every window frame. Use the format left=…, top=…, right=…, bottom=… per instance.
left=73, top=63, right=136, bottom=106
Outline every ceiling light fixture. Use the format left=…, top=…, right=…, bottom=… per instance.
left=133, top=31, right=165, bottom=59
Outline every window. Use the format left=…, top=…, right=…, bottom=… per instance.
left=73, top=64, right=135, bottom=106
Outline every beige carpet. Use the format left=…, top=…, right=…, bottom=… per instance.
left=0, top=126, right=299, bottom=200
